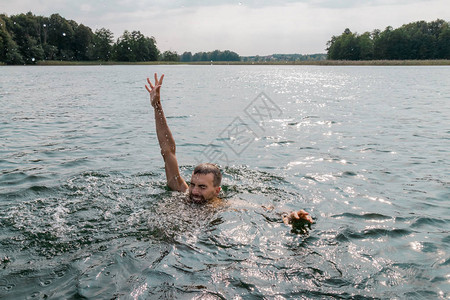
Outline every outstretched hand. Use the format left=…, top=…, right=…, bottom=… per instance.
left=145, top=73, right=164, bottom=108
left=284, top=209, right=313, bottom=224
left=283, top=209, right=314, bottom=233
left=285, top=209, right=313, bottom=224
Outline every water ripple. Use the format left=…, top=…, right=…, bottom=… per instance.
left=1, top=65, right=449, bottom=299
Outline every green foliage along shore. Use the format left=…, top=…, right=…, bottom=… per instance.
left=0, top=12, right=157, bottom=64
left=327, top=19, right=450, bottom=60
left=0, top=12, right=240, bottom=65
left=1, top=12, right=449, bottom=65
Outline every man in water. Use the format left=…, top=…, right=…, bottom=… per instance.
left=146, top=73, right=313, bottom=227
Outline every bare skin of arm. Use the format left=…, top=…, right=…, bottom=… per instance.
left=146, top=73, right=188, bottom=192
left=233, top=200, right=314, bottom=228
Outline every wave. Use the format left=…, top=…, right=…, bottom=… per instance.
left=336, top=227, right=413, bottom=242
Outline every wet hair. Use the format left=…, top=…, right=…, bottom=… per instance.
left=193, top=163, right=222, bottom=187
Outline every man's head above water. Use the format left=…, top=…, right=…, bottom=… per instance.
left=189, top=163, right=222, bottom=203
left=193, top=163, right=222, bottom=186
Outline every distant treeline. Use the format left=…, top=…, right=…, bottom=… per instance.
left=327, top=19, right=450, bottom=60
left=179, top=50, right=240, bottom=62
left=0, top=12, right=240, bottom=64
left=242, top=53, right=326, bottom=62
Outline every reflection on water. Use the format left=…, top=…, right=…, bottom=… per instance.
left=0, top=65, right=449, bottom=299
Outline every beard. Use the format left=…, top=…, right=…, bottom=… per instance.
left=189, top=193, right=206, bottom=204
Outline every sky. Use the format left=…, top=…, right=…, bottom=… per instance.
left=1, top=0, right=448, bottom=56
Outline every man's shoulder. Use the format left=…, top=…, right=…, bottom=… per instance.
left=206, top=197, right=226, bottom=209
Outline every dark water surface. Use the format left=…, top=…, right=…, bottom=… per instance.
left=1, top=65, right=449, bottom=299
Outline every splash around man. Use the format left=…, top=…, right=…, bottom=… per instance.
left=146, top=73, right=313, bottom=226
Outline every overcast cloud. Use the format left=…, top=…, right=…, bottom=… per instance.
left=1, top=0, right=448, bottom=55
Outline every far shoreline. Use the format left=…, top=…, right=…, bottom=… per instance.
left=1, top=59, right=449, bottom=66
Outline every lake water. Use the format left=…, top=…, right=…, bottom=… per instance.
left=0, top=64, right=449, bottom=299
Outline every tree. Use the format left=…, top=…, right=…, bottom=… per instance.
left=357, top=32, right=374, bottom=60
left=327, top=28, right=360, bottom=60
left=438, top=24, right=450, bottom=59
left=113, top=30, right=134, bottom=61
left=87, top=28, right=113, bottom=61
left=47, top=13, right=75, bottom=60
left=161, top=50, right=179, bottom=61
left=0, top=14, right=24, bottom=64
left=189, top=50, right=240, bottom=62
left=220, top=50, right=240, bottom=61
left=180, top=51, right=192, bottom=62
left=383, top=28, right=410, bottom=59
left=192, top=51, right=203, bottom=61
left=73, top=23, right=94, bottom=60
left=210, top=49, right=220, bottom=61
left=113, top=30, right=159, bottom=62
left=42, top=44, right=58, bottom=60
left=326, top=35, right=339, bottom=59
left=132, top=31, right=158, bottom=61
left=6, top=12, right=44, bottom=63
left=328, top=19, right=450, bottom=60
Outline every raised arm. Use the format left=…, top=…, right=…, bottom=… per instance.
left=146, top=73, right=188, bottom=192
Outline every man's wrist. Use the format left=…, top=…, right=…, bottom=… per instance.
left=152, top=100, right=162, bottom=109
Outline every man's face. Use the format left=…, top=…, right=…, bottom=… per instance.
left=188, top=173, right=220, bottom=203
